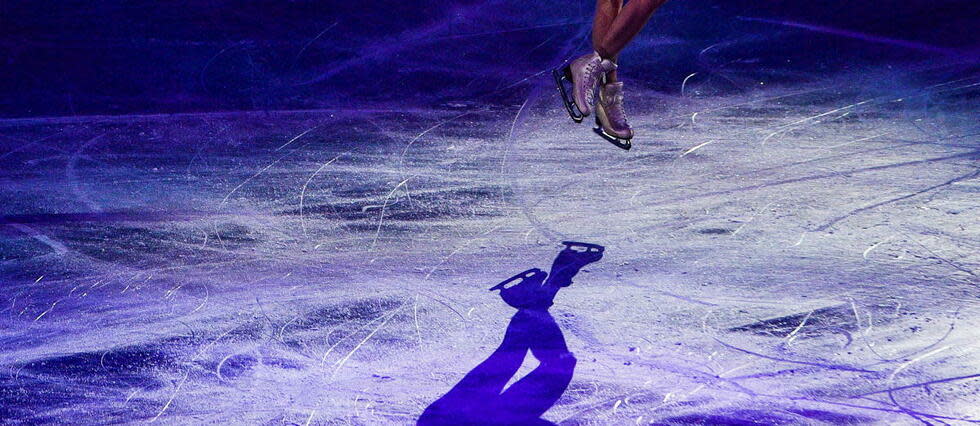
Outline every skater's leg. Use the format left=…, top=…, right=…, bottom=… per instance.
left=595, top=0, right=668, bottom=59
left=588, top=0, right=663, bottom=147
left=591, top=0, right=622, bottom=82
left=605, top=55, right=620, bottom=83
left=557, top=4, right=623, bottom=121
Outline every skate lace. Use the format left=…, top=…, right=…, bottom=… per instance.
left=609, top=92, right=628, bottom=125
left=584, top=61, right=599, bottom=104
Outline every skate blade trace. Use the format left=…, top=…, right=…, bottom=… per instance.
left=553, top=66, right=584, bottom=123
left=593, top=118, right=632, bottom=151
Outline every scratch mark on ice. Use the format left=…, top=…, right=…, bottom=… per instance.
left=863, top=235, right=896, bottom=259
left=219, top=153, right=290, bottom=207
left=277, top=125, right=320, bottom=151
left=889, top=346, right=951, bottom=381
left=331, top=304, right=405, bottom=379
left=681, top=72, right=698, bottom=97
left=680, top=140, right=714, bottom=157
left=300, top=153, right=345, bottom=236
left=371, top=178, right=410, bottom=250
left=149, top=370, right=189, bottom=422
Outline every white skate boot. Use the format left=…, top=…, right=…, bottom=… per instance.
left=594, top=81, right=633, bottom=150
left=552, top=52, right=617, bottom=122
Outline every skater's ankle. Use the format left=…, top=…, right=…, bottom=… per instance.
left=594, top=47, right=614, bottom=61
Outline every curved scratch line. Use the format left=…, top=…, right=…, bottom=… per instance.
left=300, top=153, right=345, bottom=236
left=293, top=22, right=339, bottom=67
left=888, top=346, right=950, bottom=381
left=67, top=134, right=107, bottom=212
left=277, top=125, right=320, bottom=151
left=149, top=370, right=189, bottom=422
left=762, top=98, right=878, bottom=145
left=331, top=304, right=406, bottom=379
left=398, top=111, right=473, bottom=173
left=715, top=338, right=876, bottom=373
left=681, top=72, right=698, bottom=96
left=680, top=140, right=714, bottom=157
left=370, top=178, right=410, bottom=250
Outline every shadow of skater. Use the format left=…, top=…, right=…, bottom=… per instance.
left=419, top=242, right=604, bottom=425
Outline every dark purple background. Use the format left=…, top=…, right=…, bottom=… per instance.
left=2, top=0, right=977, bottom=117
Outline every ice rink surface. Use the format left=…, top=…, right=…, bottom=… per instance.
left=1, top=53, right=979, bottom=423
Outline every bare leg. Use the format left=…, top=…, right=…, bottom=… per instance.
left=595, top=0, right=668, bottom=60
left=591, top=0, right=623, bottom=82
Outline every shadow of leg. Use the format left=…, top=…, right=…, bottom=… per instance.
left=545, top=242, right=604, bottom=288
left=421, top=244, right=603, bottom=425
left=494, top=310, right=576, bottom=423
left=418, top=311, right=533, bottom=425
left=523, top=309, right=570, bottom=362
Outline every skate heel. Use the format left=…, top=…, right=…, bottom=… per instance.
left=593, top=116, right=632, bottom=151
left=562, top=65, right=574, bottom=82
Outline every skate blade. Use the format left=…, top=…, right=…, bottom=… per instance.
left=593, top=126, right=632, bottom=151
left=552, top=67, right=584, bottom=123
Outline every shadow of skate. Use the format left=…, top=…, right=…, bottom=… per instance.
left=418, top=242, right=604, bottom=425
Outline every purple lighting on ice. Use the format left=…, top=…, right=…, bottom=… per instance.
left=737, top=16, right=960, bottom=55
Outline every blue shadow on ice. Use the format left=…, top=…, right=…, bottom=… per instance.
left=418, top=242, right=604, bottom=425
